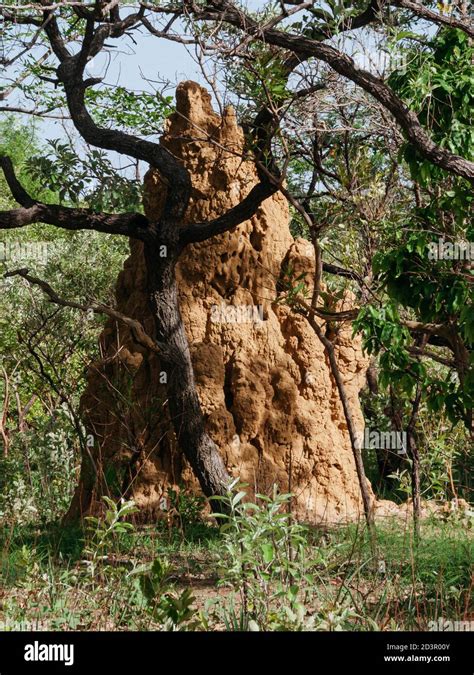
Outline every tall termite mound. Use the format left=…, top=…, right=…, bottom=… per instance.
left=68, top=81, right=373, bottom=523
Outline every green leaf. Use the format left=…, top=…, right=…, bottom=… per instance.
left=261, top=543, right=275, bottom=564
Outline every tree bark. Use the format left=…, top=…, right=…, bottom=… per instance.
left=408, top=430, right=421, bottom=540
left=143, top=239, right=231, bottom=500
left=407, top=385, right=422, bottom=540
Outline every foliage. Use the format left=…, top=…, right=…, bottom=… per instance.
left=25, top=139, right=143, bottom=211
left=86, top=87, right=174, bottom=137
left=0, top=121, right=130, bottom=524
left=0, top=0, right=472, bottom=638
left=212, top=482, right=321, bottom=630
left=166, top=485, right=207, bottom=533
left=355, top=29, right=473, bottom=440
left=84, top=497, right=138, bottom=573
left=0, top=412, right=76, bottom=524
left=130, top=557, right=199, bottom=631
left=1, top=487, right=471, bottom=632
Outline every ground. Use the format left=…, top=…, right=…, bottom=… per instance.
left=0, top=499, right=472, bottom=632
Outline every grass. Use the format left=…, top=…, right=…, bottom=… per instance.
left=0, top=506, right=472, bottom=632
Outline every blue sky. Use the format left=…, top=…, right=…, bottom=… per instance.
left=1, top=2, right=428, bottom=174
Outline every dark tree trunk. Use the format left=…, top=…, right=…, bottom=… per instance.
left=408, top=430, right=421, bottom=540
left=62, top=237, right=231, bottom=523
left=407, top=385, right=423, bottom=540
left=143, top=238, right=230, bottom=500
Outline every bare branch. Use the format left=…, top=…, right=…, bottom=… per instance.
left=187, top=1, right=474, bottom=183
left=408, top=345, right=455, bottom=368
left=0, top=9, right=42, bottom=25
left=0, top=106, right=68, bottom=119
left=180, top=180, right=276, bottom=245
left=4, top=268, right=167, bottom=356
left=392, top=0, right=474, bottom=39
left=0, top=156, right=150, bottom=238
left=0, top=2, right=94, bottom=11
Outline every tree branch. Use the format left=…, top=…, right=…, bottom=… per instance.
left=0, top=9, right=42, bottom=25
left=8, top=1, right=189, bottom=222
left=4, top=268, right=170, bottom=357
left=41, top=3, right=72, bottom=61
left=180, top=105, right=282, bottom=244
left=392, top=0, right=474, bottom=39
left=190, top=1, right=474, bottom=183
left=402, top=319, right=450, bottom=337
left=0, top=105, right=68, bottom=119
left=408, top=345, right=455, bottom=368
left=0, top=156, right=150, bottom=238
left=49, top=17, right=192, bottom=222
left=179, top=180, right=276, bottom=245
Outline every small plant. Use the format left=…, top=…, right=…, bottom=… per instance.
left=166, top=485, right=206, bottom=533
left=130, top=557, right=199, bottom=631
left=83, top=496, right=138, bottom=576
left=212, top=480, right=317, bottom=630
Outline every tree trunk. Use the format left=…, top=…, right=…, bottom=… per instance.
left=308, top=315, right=375, bottom=532
left=143, top=239, right=230, bottom=499
left=408, top=430, right=421, bottom=540
left=407, top=385, right=422, bottom=540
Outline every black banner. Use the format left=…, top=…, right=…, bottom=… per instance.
left=0, top=631, right=471, bottom=674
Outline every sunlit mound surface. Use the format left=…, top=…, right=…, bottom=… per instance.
left=71, top=81, right=372, bottom=524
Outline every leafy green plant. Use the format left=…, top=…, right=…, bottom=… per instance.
left=166, top=485, right=207, bottom=533
left=212, top=481, right=317, bottom=630
left=84, top=496, right=138, bottom=575
left=130, top=557, right=199, bottom=631
left=25, top=139, right=143, bottom=212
